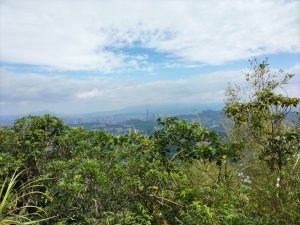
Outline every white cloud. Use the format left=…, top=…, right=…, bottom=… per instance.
left=0, top=68, right=245, bottom=115
left=282, top=63, right=300, bottom=97
left=0, top=0, right=299, bottom=71
left=1, top=61, right=299, bottom=116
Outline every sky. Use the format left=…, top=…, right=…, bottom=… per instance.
left=0, top=0, right=299, bottom=116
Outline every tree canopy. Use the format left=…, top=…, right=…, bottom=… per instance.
left=0, top=59, right=299, bottom=224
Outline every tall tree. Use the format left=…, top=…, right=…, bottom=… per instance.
left=224, top=58, right=300, bottom=190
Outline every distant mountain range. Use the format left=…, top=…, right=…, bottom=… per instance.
left=1, top=106, right=298, bottom=137
left=0, top=103, right=223, bottom=126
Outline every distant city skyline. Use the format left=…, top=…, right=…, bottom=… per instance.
left=1, top=0, right=299, bottom=116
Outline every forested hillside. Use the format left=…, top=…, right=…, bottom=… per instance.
left=0, top=60, right=299, bottom=224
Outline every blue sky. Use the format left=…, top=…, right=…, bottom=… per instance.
left=0, top=0, right=299, bottom=115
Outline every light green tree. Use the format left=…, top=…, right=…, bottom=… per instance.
left=224, top=58, right=300, bottom=203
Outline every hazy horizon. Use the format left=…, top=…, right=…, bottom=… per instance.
left=0, top=102, right=224, bottom=117
left=1, top=0, right=299, bottom=116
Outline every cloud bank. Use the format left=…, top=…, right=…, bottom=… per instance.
left=1, top=0, right=299, bottom=115
left=1, top=0, right=299, bottom=72
left=1, top=65, right=299, bottom=115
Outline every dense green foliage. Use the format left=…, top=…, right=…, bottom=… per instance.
left=0, top=59, right=299, bottom=224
